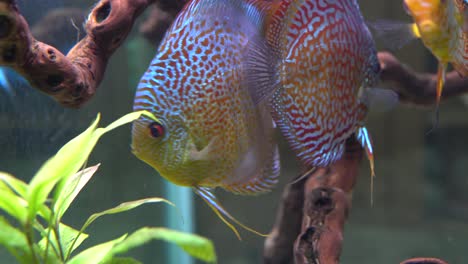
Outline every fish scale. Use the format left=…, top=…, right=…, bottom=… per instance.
left=265, top=0, right=379, bottom=168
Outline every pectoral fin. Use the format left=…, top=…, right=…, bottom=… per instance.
left=367, top=20, right=419, bottom=50
left=359, top=87, right=400, bottom=115
left=188, top=136, right=219, bottom=161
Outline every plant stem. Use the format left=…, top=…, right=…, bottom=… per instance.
left=24, top=221, right=41, bottom=264
left=33, top=220, right=61, bottom=261
left=53, top=223, right=65, bottom=260
left=65, top=226, right=84, bottom=260
left=43, top=226, right=52, bottom=262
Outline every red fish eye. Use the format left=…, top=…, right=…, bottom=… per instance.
left=149, top=122, right=165, bottom=138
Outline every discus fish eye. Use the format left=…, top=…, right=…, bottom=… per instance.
left=149, top=121, right=165, bottom=138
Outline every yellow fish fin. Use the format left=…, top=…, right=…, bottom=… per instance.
left=367, top=20, right=419, bottom=50
left=194, top=187, right=268, bottom=239
left=289, top=166, right=317, bottom=186
left=429, top=61, right=448, bottom=131
left=356, top=127, right=376, bottom=206
left=410, top=23, right=421, bottom=38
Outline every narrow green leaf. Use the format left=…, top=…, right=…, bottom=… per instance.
left=53, top=164, right=101, bottom=222
left=0, top=172, right=28, bottom=198
left=67, top=234, right=127, bottom=264
left=27, top=114, right=101, bottom=219
left=27, top=110, right=155, bottom=221
left=100, top=110, right=158, bottom=134
left=112, top=228, right=216, bottom=263
left=0, top=216, right=33, bottom=263
left=37, top=205, right=53, bottom=224
left=81, top=198, right=174, bottom=233
left=0, top=190, right=28, bottom=224
left=0, top=216, right=28, bottom=248
left=38, top=223, right=89, bottom=260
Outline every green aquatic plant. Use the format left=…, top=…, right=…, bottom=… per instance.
left=0, top=111, right=216, bottom=264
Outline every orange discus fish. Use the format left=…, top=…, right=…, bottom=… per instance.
left=131, top=0, right=279, bottom=238
left=257, top=0, right=380, bottom=179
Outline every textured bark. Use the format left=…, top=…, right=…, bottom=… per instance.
left=0, top=0, right=156, bottom=107
left=293, top=137, right=362, bottom=264
left=379, top=51, right=468, bottom=107
left=263, top=175, right=307, bottom=264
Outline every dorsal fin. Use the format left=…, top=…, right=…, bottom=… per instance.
left=188, top=0, right=266, bottom=28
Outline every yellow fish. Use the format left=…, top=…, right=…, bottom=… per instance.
left=405, top=0, right=468, bottom=109
left=372, top=0, right=467, bottom=122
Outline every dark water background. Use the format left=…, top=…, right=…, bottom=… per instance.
left=1, top=0, right=468, bottom=263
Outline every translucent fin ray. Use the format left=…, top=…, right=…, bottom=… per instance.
left=357, top=127, right=375, bottom=206
left=360, top=87, right=400, bottom=114
left=367, top=20, right=418, bottom=50
left=224, top=145, right=280, bottom=195
left=243, top=38, right=281, bottom=105
left=194, top=187, right=268, bottom=239
left=434, top=62, right=447, bottom=129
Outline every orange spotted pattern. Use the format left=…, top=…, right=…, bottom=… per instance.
left=266, top=0, right=379, bottom=167
left=132, top=0, right=279, bottom=193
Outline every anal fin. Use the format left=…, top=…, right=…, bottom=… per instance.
left=356, top=127, right=375, bottom=206
left=194, top=187, right=268, bottom=239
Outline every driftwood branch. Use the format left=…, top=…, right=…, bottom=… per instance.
left=379, top=51, right=468, bottom=106
left=264, top=175, right=306, bottom=263
left=400, top=258, right=449, bottom=264
left=0, top=1, right=457, bottom=263
left=0, top=0, right=157, bottom=107
left=264, top=138, right=450, bottom=264
left=263, top=137, right=362, bottom=264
